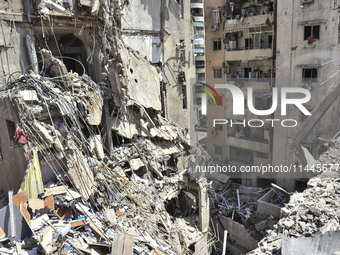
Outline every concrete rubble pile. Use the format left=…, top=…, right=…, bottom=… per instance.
left=249, top=136, right=340, bottom=255
left=211, top=179, right=276, bottom=240
left=0, top=42, right=207, bottom=255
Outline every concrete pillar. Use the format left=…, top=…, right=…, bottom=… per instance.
left=198, top=180, right=209, bottom=233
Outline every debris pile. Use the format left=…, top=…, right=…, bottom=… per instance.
left=249, top=137, right=340, bottom=255
left=0, top=47, right=208, bottom=254
left=210, top=176, right=277, bottom=241
left=36, top=0, right=100, bottom=16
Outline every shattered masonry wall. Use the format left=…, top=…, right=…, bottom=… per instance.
left=121, top=0, right=197, bottom=145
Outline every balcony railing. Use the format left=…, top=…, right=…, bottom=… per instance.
left=226, top=42, right=272, bottom=51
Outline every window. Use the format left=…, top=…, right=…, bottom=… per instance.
left=230, top=147, right=253, bottom=164
left=302, top=68, right=318, bottom=82
left=195, top=60, right=205, bottom=69
left=179, top=41, right=185, bottom=63
left=304, top=25, right=320, bottom=40
left=212, top=9, right=221, bottom=29
left=215, top=124, right=223, bottom=130
left=215, top=145, right=223, bottom=155
left=197, top=73, right=205, bottom=79
left=213, top=39, right=222, bottom=50
left=214, top=68, right=222, bottom=78
left=182, top=85, right=187, bottom=109
left=6, top=120, right=16, bottom=141
left=256, top=152, right=268, bottom=159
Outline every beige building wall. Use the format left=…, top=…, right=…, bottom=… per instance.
left=274, top=0, right=340, bottom=191
left=163, top=0, right=197, bottom=145
left=204, top=0, right=228, bottom=159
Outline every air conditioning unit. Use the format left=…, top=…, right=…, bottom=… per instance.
left=302, top=83, right=312, bottom=91
left=300, top=0, right=314, bottom=5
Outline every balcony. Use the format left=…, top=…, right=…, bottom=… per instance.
left=195, top=55, right=205, bottom=61
left=194, top=39, right=204, bottom=47
left=226, top=45, right=273, bottom=61
left=193, top=15, right=204, bottom=22
left=225, top=14, right=274, bottom=32
left=191, top=0, right=203, bottom=9
left=193, top=21, right=204, bottom=29
left=228, top=136, right=269, bottom=153
left=196, top=67, right=205, bottom=74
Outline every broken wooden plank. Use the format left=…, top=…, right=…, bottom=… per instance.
left=111, top=233, right=124, bottom=255
left=70, top=219, right=87, bottom=228
left=122, top=234, right=133, bottom=255
left=44, top=186, right=68, bottom=197
left=89, top=222, right=107, bottom=240
left=0, top=226, right=5, bottom=238
left=13, top=191, right=28, bottom=208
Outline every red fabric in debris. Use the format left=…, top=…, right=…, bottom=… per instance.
left=308, top=37, right=315, bottom=45
left=14, top=127, right=28, bottom=144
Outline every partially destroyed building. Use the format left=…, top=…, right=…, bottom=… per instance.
left=0, top=0, right=211, bottom=254
left=121, top=0, right=197, bottom=146
left=204, top=0, right=276, bottom=187
left=273, top=0, right=340, bottom=191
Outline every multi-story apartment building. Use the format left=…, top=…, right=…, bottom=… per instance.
left=191, top=0, right=207, bottom=131
left=204, top=0, right=276, bottom=187
left=274, top=0, right=340, bottom=191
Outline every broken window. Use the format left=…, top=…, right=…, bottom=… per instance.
left=179, top=41, right=186, bottom=64
left=6, top=120, right=15, bottom=142
left=304, top=25, right=320, bottom=40
left=182, top=85, right=187, bottom=109
left=211, top=9, right=221, bottom=31
left=178, top=71, right=186, bottom=83
left=213, top=39, right=222, bottom=50
left=302, top=68, right=318, bottom=82
left=214, top=68, right=222, bottom=78
left=214, top=145, right=223, bottom=155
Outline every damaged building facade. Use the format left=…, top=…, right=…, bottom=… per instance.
left=273, top=0, right=340, bottom=191
left=121, top=0, right=197, bottom=146
left=0, top=0, right=212, bottom=254
left=204, top=0, right=276, bottom=187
